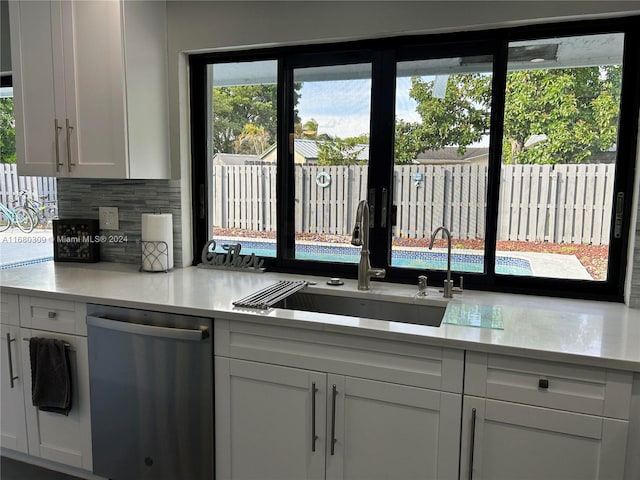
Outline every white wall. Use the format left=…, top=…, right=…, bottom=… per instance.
left=626, top=122, right=640, bottom=307
left=166, top=1, right=640, bottom=301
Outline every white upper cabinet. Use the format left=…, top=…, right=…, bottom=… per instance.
left=9, top=0, right=169, bottom=179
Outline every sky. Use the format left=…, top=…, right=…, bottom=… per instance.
left=297, top=77, right=421, bottom=138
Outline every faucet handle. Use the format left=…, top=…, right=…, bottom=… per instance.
left=417, top=275, right=428, bottom=296
left=451, top=276, right=464, bottom=294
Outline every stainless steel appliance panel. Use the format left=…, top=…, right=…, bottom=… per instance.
left=87, top=304, right=213, bottom=480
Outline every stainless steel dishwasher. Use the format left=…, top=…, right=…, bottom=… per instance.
left=87, top=304, right=213, bottom=480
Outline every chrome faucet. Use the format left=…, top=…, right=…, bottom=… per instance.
left=428, top=226, right=454, bottom=298
left=351, top=200, right=386, bottom=290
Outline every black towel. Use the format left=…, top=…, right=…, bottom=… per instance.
left=29, top=337, right=72, bottom=416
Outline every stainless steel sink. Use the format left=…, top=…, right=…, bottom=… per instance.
left=277, top=292, right=445, bottom=327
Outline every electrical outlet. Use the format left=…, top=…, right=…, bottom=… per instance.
left=99, top=207, right=119, bottom=230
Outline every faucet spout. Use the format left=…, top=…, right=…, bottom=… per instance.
left=351, top=200, right=386, bottom=290
left=428, top=226, right=453, bottom=298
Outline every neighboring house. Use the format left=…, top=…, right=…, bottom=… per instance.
left=212, top=153, right=263, bottom=165
left=260, top=138, right=370, bottom=165
left=585, top=151, right=617, bottom=164
left=414, top=147, right=489, bottom=166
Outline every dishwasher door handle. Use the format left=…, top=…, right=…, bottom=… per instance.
left=87, top=316, right=209, bottom=341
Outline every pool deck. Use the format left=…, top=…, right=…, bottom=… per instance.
left=507, top=250, right=592, bottom=280
left=392, top=245, right=592, bottom=280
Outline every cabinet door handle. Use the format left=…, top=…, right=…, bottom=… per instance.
left=330, top=384, right=338, bottom=455
left=469, top=407, right=477, bottom=480
left=311, top=382, right=318, bottom=452
left=6, top=333, right=18, bottom=389
left=54, top=119, right=63, bottom=172
left=48, top=311, right=57, bottom=319
left=66, top=118, right=75, bottom=173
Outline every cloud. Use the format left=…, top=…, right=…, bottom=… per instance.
left=296, top=76, right=431, bottom=137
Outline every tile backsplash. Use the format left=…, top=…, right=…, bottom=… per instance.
left=57, top=178, right=183, bottom=267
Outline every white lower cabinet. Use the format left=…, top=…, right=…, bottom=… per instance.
left=0, top=294, right=93, bottom=475
left=20, top=328, right=92, bottom=470
left=326, top=373, right=460, bottom=480
left=460, top=397, right=628, bottom=480
left=215, top=357, right=461, bottom=480
left=462, top=351, right=633, bottom=480
left=216, top=358, right=326, bottom=480
left=0, top=323, right=28, bottom=453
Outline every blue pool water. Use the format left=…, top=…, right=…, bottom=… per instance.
left=212, top=239, right=533, bottom=276
left=1, top=256, right=53, bottom=270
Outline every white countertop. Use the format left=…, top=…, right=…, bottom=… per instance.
left=1, top=262, right=639, bottom=371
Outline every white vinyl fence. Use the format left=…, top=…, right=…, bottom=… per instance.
left=0, top=163, right=57, bottom=206
left=213, top=163, right=615, bottom=245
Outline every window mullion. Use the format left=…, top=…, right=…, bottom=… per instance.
left=277, top=57, right=297, bottom=263
left=484, top=38, right=509, bottom=283
left=189, top=56, right=208, bottom=265
left=368, top=49, right=397, bottom=269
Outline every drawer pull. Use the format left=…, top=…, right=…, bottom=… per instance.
left=6, top=333, right=19, bottom=388
left=48, top=311, right=57, bottom=318
left=538, top=378, right=549, bottom=389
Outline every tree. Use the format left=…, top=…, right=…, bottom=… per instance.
left=502, top=66, right=621, bottom=164
left=234, top=123, right=271, bottom=155
left=211, top=84, right=278, bottom=155
left=395, top=66, right=621, bottom=165
left=0, top=98, right=16, bottom=164
left=295, top=118, right=318, bottom=138
left=394, top=74, right=492, bottom=164
left=317, top=137, right=367, bottom=166
left=212, top=83, right=301, bottom=157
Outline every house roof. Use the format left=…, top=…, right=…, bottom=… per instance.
left=260, top=138, right=370, bottom=162
left=294, top=139, right=321, bottom=160
left=415, top=147, right=489, bottom=163
left=212, top=153, right=263, bottom=165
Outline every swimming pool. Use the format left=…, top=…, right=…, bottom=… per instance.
left=212, top=239, right=533, bottom=276
left=0, top=256, right=54, bottom=270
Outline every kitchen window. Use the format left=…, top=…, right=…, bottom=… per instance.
left=205, top=59, right=278, bottom=258
left=496, top=33, right=625, bottom=283
left=390, top=52, right=494, bottom=275
left=190, top=17, right=640, bottom=300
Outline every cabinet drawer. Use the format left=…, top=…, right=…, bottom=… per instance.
left=215, top=319, right=464, bottom=393
left=19, top=296, right=87, bottom=336
left=0, top=293, right=20, bottom=326
left=465, top=352, right=632, bottom=419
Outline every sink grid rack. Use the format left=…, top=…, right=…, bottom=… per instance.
left=233, top=280, right=309, bottom=309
